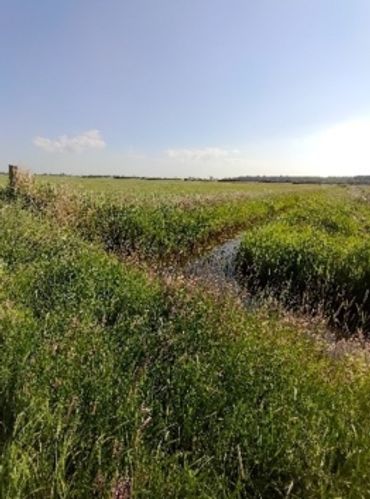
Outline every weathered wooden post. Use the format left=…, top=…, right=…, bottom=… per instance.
left=8, top=164, right=19, bottom=191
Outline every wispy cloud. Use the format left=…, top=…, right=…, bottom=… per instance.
left=165, top=147, right=240, bottom=162
left=33, top=130, right=106, bottom=153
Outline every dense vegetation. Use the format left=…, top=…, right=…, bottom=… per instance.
left=1, top=175, right=370, bottom=497
left=237, top=192, right=370, bottom=333
left=4, top=172, right=316, bottom=194
left=10, top=175, right=316, bottom=263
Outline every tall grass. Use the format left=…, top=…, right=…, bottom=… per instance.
left=5, top=172, right=319, bottom=263
left=236, top=194, right=370, bottom=333
left=1, top=199, right=370, bottom=497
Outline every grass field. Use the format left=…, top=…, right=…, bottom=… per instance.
left=9, top=173, right=326, bottom=264
left=1, top=173, right=370, bottom=497
left=33, top=174, right=320, bottom=196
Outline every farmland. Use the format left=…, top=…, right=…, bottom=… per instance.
left=1, top=173, right=370, bottom=497
left=31, top=174, right=317, bottom=195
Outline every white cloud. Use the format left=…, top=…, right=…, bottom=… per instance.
left=33, top=130, right=106, bottom=153
left=165, top=147, right=240, bottom=162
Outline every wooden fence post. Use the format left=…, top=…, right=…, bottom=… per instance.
left=8, top=164, right=19, bottom=191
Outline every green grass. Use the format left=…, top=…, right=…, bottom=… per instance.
left=1, top=200, right=370, bottom=497
left=2, top=176, right=370, bottom=496
left=237, top=193, right=370, bottom=332
left=33, top=174, right=319, bottom=196
left=9, top=174, right=326, bottom=264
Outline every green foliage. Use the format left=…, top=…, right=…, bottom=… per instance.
left=1, top=200, right=370, bottom=497
left=84, top=196, right=277, bottom=261
left=6, top=176, right=313, bottom=263
left=237, top=194, right=370, bottom=331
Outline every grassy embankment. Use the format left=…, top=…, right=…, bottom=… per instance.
left=237, top=191, right=370, bottom=333
left=8, top=174, right=321, bottom=264
left=1, top=178, right=370, bottom=497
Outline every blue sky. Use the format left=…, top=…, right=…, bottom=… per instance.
left=1, top=0, right=370, bottom=177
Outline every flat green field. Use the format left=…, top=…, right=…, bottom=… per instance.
left=33, top=174, right=321, bottom=197
left=1, top=173, right=370, bottom=497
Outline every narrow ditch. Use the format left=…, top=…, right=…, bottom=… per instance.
left=182, top=235, right=370, bottom=358
left=183, top=234, right=244, bottom=293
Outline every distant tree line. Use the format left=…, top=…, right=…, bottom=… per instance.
left=2, top=171, right=370, bottom=185
left=219, top=175, right=370, bottom=185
